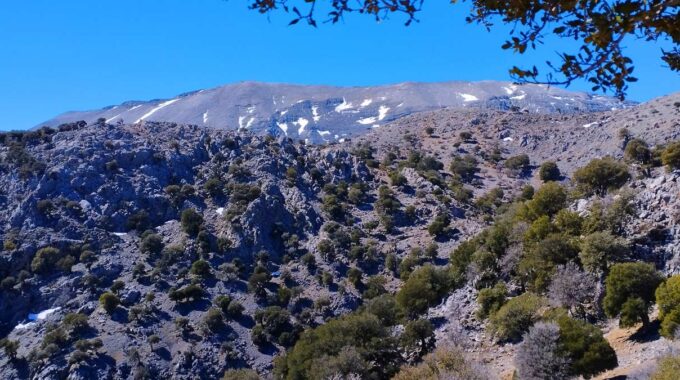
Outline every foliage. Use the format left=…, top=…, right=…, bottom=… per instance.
left=392, top=346, right=488, bottom=380
left=548, top=262, right=597, bottom=318
left=449, top=155, right=479, bottom=182
left=573, top=157, right=630, bottom=196
left=169, top=284, right=205, bottom=303
left=504, top=154, right=530, bottom=171
left=522, top=182, right=567, bottom=219
left=181, top=208, right=204, bottom=236
left=624, top=138, right=652, bottom=165
left=427, top=212, right=451, bottom=237
left=662, top=141, right=680, bottom=170
left=222, top=368, right=260, bottom=380
left=140, top=233, right=163, bottom=255
left=489, top=292, right=546, bottom=342
left=396, top=264, right=452, bottom=318
left=31, top=246, right=75, bottom=274
left=515, top=322, right=571, bottom=380
left=553, top=314, right=618, bottom=378
left=603, top=262, right=662, bottom=327
left=651, top=355, right=680, bottom=380
left=538, top=161, right=561, bottom=182
left=579, top=231, right=629, bottom=274
left=476, top=282, right=507, bottom=319
left=99, top=292, right=120, bottom=314
left=655, top=275, right=680, bottom=338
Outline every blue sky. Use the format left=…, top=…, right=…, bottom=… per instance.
left=1, top=0, right=678, bottom=131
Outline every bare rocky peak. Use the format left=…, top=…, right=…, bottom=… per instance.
left=38, top=81, right=632, bottom=144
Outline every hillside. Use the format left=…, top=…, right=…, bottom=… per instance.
left=0, top=93, right=679, bottom=379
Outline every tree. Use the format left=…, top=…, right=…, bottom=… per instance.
left=515, top=322, right=571, bottom=380
left=0, top=339, right=19, bottom=361
left=603, top=262, right=663, bottom=327
left=190, top=259, right=212, bottom=278
left=392, top=346, right=489, bottom=380
left=401, top=319, right=435, bottom=358
left=181, top=208, right=204, bottom=236
left=651, top=355, right=680, bottom=380
left=247, top=1, right=679, bottom=99
left=624, top=138, right=652, bottom=165
left=524, top=182, right=567, bottom=219
left=148, top=335, right=160, bottom=350
left=476, top=282, right=507, bottom=319
left=573, top=157, right=630, bottom=196
left=662, top=141, right=680, bottom=170
left=504, top=154, right=530, bottom=172
left=538, top=161, right=561, bottom=182
left=655, top=275, right=680, bottom=338
left=140, top=233, right=163, bottom=255
left=427, top=212, right=450, bottom=237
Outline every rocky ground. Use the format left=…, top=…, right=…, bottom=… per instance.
left=0, top=92, right=678, bottom=379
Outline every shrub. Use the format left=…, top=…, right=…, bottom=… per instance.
left=397, top=264, right=452, bottom=318
left=181, top=208, right=203, bottom=236
left=538, top=161, right=561, bottom=182
left=573, top=157, right=630, bottom=195
left=488, top=293, right=546, bottom=342
left=449, top=155, right=479, bottom=182
left=389, top=171, right=407, bottom=187
left=655, top=275, right=680, bottom=338
left=392, top=346, right=488, bottom=380
left=248, top=266, right=271, bottom=298
left=99, top=292, right=120, bottom=314
left=661, top=141, right=680, bottom=170
left=504, top=154, right=530, bottom=171
left=579, top=231, right=629, bottom=273
left=222, top=369, right=260, bottom=380
left=624, top=138, right=652, bottom=164
left=604, top=262, right=663, bottom=327
left=204, top=308, right=224, bottom=332
left=401, top=319, right=435, bottom=357
left=31, top=247, right=75, bottom=274
left=427, top=213, right=451, bottom=237
left=548, top=262, right=597, bottom=318
left=650, top=355, right=680, bottom=380
left=190, top=259, right=212, bottom=278
left=523, top=182, right=567, bottom=219
left=515, top=322, right=571, bottom=380
left=476, top=282, right=507, bottom=319
left=204, top=177, right=224, bottom=197
left=140, top=233, right=163, bottom=255
left=169, top=284, right=205, bottom=303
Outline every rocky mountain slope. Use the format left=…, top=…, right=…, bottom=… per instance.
left=0, top=92, right=678, bottom=379
left=38, top=81, right=632, bottom=143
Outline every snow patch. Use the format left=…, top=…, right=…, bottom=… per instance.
left=294, top=118, right=309, bottom=134
left=135, top=99, right=180, bottom=123
left=378, top=105, right=390, bottom=121
left=216, top=207, right=225, bottom=216
left=503, top=86, right=516, bottom=95
left=15, top=307, right=61, bottom=330
left=106, top=114, right=121, bottom=123
left=203, top=111, right=209, bottom=124
left=239, top=116, right=256, bottom=129
left=357, top=116, right=377, bottom=125
left=130, top=105, right=143, bottom=110
left=460, top=94, right=478, bottom=102
left=317, top=130, right=331, bottom=137
left=582, top=122, right=599, bottom=129
left=335, top=98, right=353, bottom=112
left=503, top=137, right=514, bottom=142
left=247, top=105, right=256, bottom=114
left=511, top=94, right=526, bottom=100
left=311, top=106, right=320, bottom=122
left=360, top=99, right=373, bottom=107
left=280, top=110, right=288, bottom=116
left=113, top=232, right=127, bottom=237
left=372, top=124, right=380, bottom=129
left=277, top=122, right=288, bottom=134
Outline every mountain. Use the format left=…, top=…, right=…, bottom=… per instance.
left=2, top=91, right=679, bottom=379
left=38, top=81, right=633, bottom=143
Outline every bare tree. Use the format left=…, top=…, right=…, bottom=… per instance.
left=515, top=322, right=571, bottom=380
left=548, top=262, right=597, bottom=319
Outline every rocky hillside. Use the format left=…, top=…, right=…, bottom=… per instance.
left=38, top=81, right=632, bottom=144
left=0, top=93, right=679, bottom=380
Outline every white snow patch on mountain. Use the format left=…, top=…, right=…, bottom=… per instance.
left=335, top=98, right=353, bottom=112
left=378, top=105, right=390, bottom=120
left=294, top=118, right=309, bottom=134
left=135, top=98, right=180, bottom=123
left=317, top=130, right=331, bottom=136
left=106, top=114, right=121, bottom=123
left=511, top=94, right=527, bottom=100
left=357, top=117, right=377, bottom=125
left=503, top=137, right=514, bottom=142
left=360, top=99, right=373, bottom=107
left=582, top=122, right=599, bottom=128
left=460, top=94, right=478, bottom=102
left=247, top=105, right=256, bottom=114
left=312, top=106, right=320, bottom=122
left=216, top=207, right=225, bottom=216
left=503, top=86, right=515, bottom=95
left=203, top=111, right=209, bottom=124
left=277, top=122, right=288, bottom=134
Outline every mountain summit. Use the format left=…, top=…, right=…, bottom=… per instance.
left=39, top=81, right=632, bottom=143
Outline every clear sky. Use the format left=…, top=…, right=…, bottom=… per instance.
left=1, top=0, right=678, bottom=131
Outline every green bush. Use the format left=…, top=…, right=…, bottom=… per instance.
left=488, top=292, right=546, bottom=342
left=222, top=369, right=260, bottom=380
left=396, top=264, right=451, bottom=318
left=427, top=213, right=451, bottom=237
left=538, top=161, right=561, bottom=182
left=204, top=177, right=224, bottom=197
left=169, top=284, right=205, bottom=303
left=650, top=355, right=680, bottom=380
left=31, top=247, right=75, bottom=274
left=140, top=233, right=163, bottom=255
left=579, top=231, right=629, bottom=273
left=504, top=154, right=530, bottom=171
left=603, top=262, right=662, bottom=327
left=449, top=155, right=479, bottom=182
left=662, top=141, right=680, bottom=170
left=99, top=292, right=120, bottom=314
left=624, top=138, right=652, bottom=164
left=476, top=282, right=507, bottom=319
left=523, top=182, right=567, bottom=219
left=573, top=157, right=630, bottom=195
left=655, top=275, right=680, bottom=338
left=190, top=259, right=212, bottom=278
left=181, top=208, right=204, bottom=236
